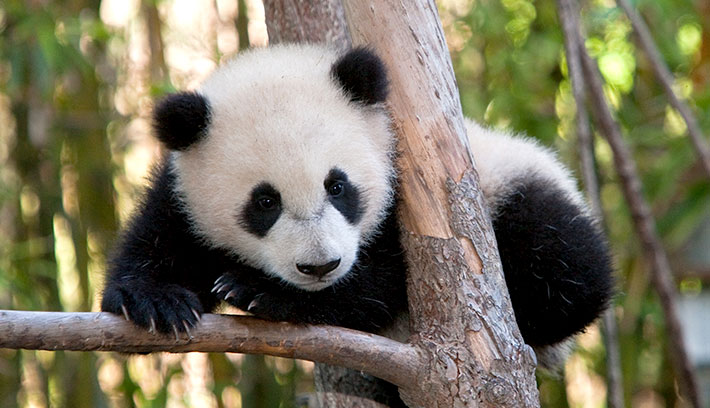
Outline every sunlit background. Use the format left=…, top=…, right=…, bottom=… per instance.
left=0, top=0, right=708, bottom=407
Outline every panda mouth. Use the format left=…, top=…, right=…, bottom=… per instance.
left=288, top=266, right=348, bottom=291
left=293, top=277, right=338, bottom=291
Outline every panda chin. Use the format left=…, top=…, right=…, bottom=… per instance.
left=282, top=274, right=341, bottom=292
left=294, top=279, right=339, bottom=292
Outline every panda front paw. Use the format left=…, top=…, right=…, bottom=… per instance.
left=212, top=273, right=263, bottom=311
left=212, top=274, right=294, bottom=322
left=101, top=281, right=203, bottom=338
left=242, top=292, right=288, bottom=320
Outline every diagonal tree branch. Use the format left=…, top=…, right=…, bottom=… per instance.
left=557, top=0, right=599, bottom=217
left=575, top=26, right=704, bottom=408
left=0, top=310, right=422, bottom=389
left=616, top=0, right=710, bottom=178
left=556, top=1, right=625, bottom=407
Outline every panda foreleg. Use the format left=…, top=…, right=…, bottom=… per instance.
left=101, top=227, right=214, bottom=336
left=101, top=234, right=220, bottom=336
left=101, top=164, right=224, bottom=335
left=213, top=266, right=407, bottom=333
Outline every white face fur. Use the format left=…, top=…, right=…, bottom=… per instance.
left=171, top=45, right=395, bottom=291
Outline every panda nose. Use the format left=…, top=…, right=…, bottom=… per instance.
left=296, top=259, right=341, bottom=278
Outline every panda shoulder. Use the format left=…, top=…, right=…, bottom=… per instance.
left=464, top=118, right=585, bottom=210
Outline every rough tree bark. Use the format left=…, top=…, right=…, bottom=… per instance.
left=342, top=1, right=539, bottom=407
left=262, top=0, right=351, bottom=50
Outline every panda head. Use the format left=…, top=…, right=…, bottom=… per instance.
left=153, top=45, right=394, bottom=291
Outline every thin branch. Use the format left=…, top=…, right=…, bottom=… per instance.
left=557, top=0, right=600, bottom=217
left=0, top=310, right=421, bottom=390
left=600, top=310, right=625, bottom=407
left=616, top=0, right=710, bottom=179
left=576, top=35, right=704, bottom=408
left=143, top=0, right=167, bottom=82
left=556, top=1, right=625, bottom=407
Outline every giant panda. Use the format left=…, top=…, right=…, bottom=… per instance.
left=101, top=44, right=613, bottom=373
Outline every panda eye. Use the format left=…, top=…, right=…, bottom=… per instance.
left=327, top=182, right=344, bottom=197
left=257, top=196, right=278, bottom=210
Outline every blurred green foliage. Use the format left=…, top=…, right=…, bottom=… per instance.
left=0, top=0, right=708, bottom=407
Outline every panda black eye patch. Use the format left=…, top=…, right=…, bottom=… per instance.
left=239, top=183, right=282, bottom=237
left=324, top=168, right=364, bottom=225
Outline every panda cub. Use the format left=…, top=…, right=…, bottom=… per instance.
left=101, top=44, right=612, bottom=369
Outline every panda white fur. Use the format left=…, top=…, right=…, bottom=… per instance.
left=102, top=44, right=612, bottom=374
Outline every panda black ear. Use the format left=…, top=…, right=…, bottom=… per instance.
left=153, top=92, right=211, bottom=151
left=332, top=47, right=389, bottom=105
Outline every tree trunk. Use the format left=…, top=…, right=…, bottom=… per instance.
left=342, top=1, right=539, bottom=406
left=262, top=0, right=351, bottom=50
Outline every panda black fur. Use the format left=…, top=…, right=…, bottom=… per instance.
left=102, top=44, right=612, bottom=370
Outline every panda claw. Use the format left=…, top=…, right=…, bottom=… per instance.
left=182, top=321, right=193, bottom=339
left=191, top=308, right=201, bottom=322
left=212, top=282, right=229, bottom=294
left=120, top=304, right=130, bottom=322
left=172, top=324, right=180, bottom=341
left=214, top=275, right=225, bottom=286
left=149, top=317, right=157, bottom=334
left=225, top=289, right=238, bottom=301
left=247, top=296, right=262, bottom=312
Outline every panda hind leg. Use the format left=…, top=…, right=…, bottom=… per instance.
left=491, top=176, right=613, bottom=350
